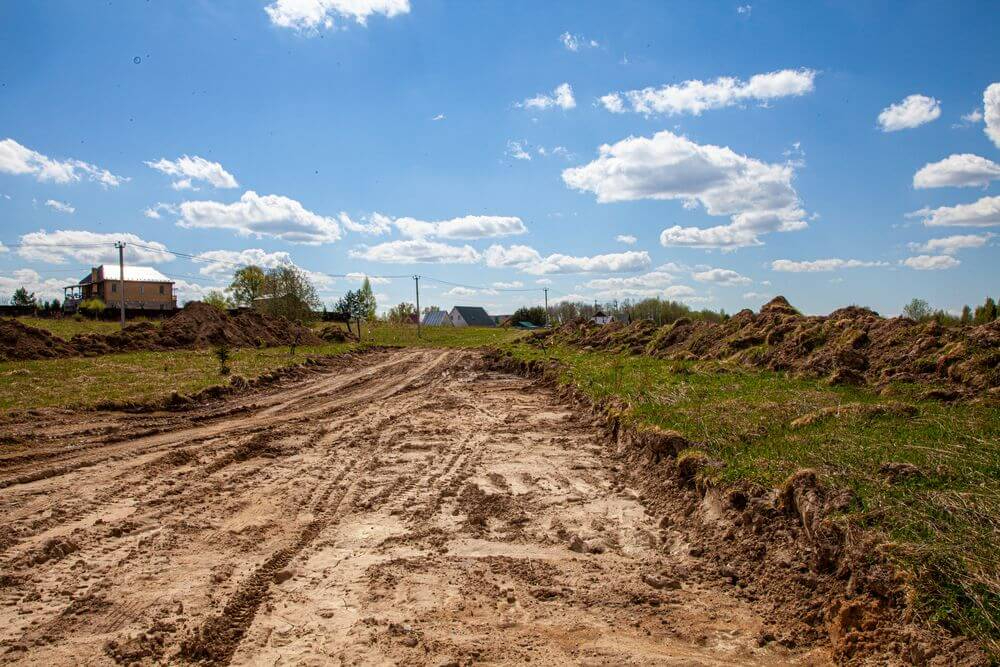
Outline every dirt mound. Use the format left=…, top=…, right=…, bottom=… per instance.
left=538, top=297, right=1000, bottom=394
left=317, top=325, right=358, bottom=343
left=2, top=303, right=324, bottom=362
left=0, top=318, right=76, bottom=361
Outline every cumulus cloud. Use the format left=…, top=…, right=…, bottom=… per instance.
left=615, top=234, right=637, bottom=244
left=484, top=244, right=650, bottom=275
left=877, top=94, right=941, bottom=132
left=909, top=196, right=1000, bottom=227
left=144, top=155, right=238, bottom=190
left=44, top=199, right=75, bottom=214
left=736, top=4, right=752, bottom=15
left=985, top=83, right=1000, bottom=149
left=563, top=130, right=807, bottom=249
left=389, top=214, right=526, bottom=240
left=560, top=32, right=598, bottom=52
left=600, top=68, right=815, bottom=116
left=580, top=265, right=689, bottom=299
left=908, top=233, right=992, bottom=255
left=339, top=211, right=392, bottom=235
left=16, top=230, right=171, bottom=265
left=175, top=191, right=342, bottom=244
left=0, top=269, right=67, bottom=302
left=771, top=258, right=889, bottom=272
left=349, top=239, right=480, bottom=264
left=913, top=154, right=1000, bottom=188
left=0, top=138, right=126, bottom=187
left=902, top=255, right=960, bottom=270
left=692, top=267, right=751, bottom=285
left=432, top=114, right=446, bottom=121
left=194, top=248, right=293, bottom=276
left=265, top=0, right=409, bottom=32
left=519, top=83, right=576, bottom=110
left=143, top=202, right=178, bottom=219
left=492, top=281, right=524, bottom=289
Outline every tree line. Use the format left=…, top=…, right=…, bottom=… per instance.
left=903, top=297, right=999, bottom=326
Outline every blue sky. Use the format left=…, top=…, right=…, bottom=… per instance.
left=1, top=0, right=997, bottom=315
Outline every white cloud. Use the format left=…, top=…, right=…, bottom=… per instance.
left=0, top=269, right=67, bottom=303
left=913, top=154, right=1000, bottom=188
left=560, top=32, right=598, bottom=52
left=985, top=83, right=1000, bottom=149
left=17, top=230, right=172, bottom=265
left=877, top=94, right=941, bottom=132
left=535, top=278, right=553, bottom=285
left=349, top=239, right=480, bottom=264
left=615, top=234, right=637, bottom=245
left=743, top=291, right=771, bottom=300
left=432, top=114, right=446, bottom=121
left=176, top=191, right=342, bottom=244
left=506, top=140, right=532, bottom=161
left=484, top=244, right=650, bottom=275
left=692, top=267, right=751, bottom=285
left=194, top=248, right=293, bottom=276
left=444, top=286, right=478, bottom=298
left=564, top=130, right=807, bottom=249
left=391, top=214, right=527, bottom=240
left=582, top=265, right=682, bottom=299
left=908, top=233, right=992, bottom=255
left=736, top=4, right=752, bottom=15
left=44, top=199, right=75, bottom=214
left=143, top=202, right=178, bottom=219
left=339, top=211, right=392, bottom=235
left=771, top=258, right=889, bottom=272
left=910, top=196, right=1000, bottom=227
left=0, top=138, right=126, bottom=187
left=144, top=155, right=238, bottom=190
left=492, top=281, right=524, bottom=289
left=345, top=272, right=390, bottom=285
left=519, top=83, right=576, bottom=111
left=265, top=0, right=409, bottom=32
left=902, top=254, right=960, bottom=270
left=537, top=145, right=570, bottom=159
left=172, top=278, right=215, bottom=304
left=600, top=68, right=816, bottom=116
left=960, top=109, right=983, bottom=125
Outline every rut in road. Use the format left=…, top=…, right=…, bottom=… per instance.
left=0, top=348, right=830, bottom=665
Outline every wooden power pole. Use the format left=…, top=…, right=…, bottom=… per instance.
left=543, top=287, right=549, bottom=327
left=115, top=241, right=126, bottom=330
left=414, top=275, right=421, bottom=339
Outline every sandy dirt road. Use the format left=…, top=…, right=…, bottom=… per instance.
left=0, top=349, right=830, bottom=665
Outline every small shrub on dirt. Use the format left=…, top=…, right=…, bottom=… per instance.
left=214, top=343, right=232, bottom=376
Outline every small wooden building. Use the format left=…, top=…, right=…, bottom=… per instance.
left=64, top=265, right=176, bottom=312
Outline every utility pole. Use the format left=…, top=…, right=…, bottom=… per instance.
left=115, top=241, right=126, bottom=330
left=543, top=287, right=549, bottom=327
left=414, top=275, right=421, bottom=339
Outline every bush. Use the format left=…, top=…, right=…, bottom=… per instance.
left=79, top=298, right=106, bottom=319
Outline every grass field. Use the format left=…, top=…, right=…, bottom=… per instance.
left=16, top=316, right=163, bottom=339
left=0, top=342, right=352, bottom=411
left=325, top=321, right=528, bottom=348
left=500, top=340, right=1000, bottom=655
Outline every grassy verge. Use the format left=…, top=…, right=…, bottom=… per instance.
left=321, top=322, right=527, bottom=348
left=498, top=341, right=999, bottom=654
left=16, top=316, right=160, bottom=339
left=0, top=342, right=352, bottom=412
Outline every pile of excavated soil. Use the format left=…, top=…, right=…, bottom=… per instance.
left=0, top=318, right=76, bottom=362
left=536, top=296, right=1000, bottom=394
left=316, top=324, right=358, bottom=343
left=2, top=303, right=323, bottom=362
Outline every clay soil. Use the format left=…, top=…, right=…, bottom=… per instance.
left=0, top=348, right=842, bottom=666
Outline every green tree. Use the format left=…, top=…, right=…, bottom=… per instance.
left=257, top=266, right=320, bottom=323
left=11, top=286, right=36, bottom=307
left=227, top=265, right=267, bottom=307
left=903, top=298, right=933, bottom=321
left=79, top=297, right=106, bottom=319
left=335, top=289, right=367, bottom=340
left=973, top=297, right=997, bottom=324
left=358, top=277, right=377, bottom=321
left=510, top=306, right=547, bottom=326
left=203, top=290, right=233, bottom=311
left=387, top=301, right=417, bottom=324
left=960, top=305, right=972, bottom=325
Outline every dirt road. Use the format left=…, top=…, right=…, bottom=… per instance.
left=0, top=349, right=830, bottom=665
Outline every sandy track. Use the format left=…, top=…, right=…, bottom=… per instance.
left=0, top=349, right=829, bottom=665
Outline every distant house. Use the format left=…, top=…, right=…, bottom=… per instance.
left=449, top=306, right=495, bottom=327
left=493, top=314, right=512, bottom=326
left=64, top=265, right=176, bottom=312
left=591, top=310, right=615, bottom=325
left=512, top=321, right=539, bottom=329
left=422, top=310, right=452, bottom=326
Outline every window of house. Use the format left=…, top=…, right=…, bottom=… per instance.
left=111, top=283, right=117, bottom=293
left=159, top=284, right=164, bottom=295
left=139, top=285, right=144, bottom=295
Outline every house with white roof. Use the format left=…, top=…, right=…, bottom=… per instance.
left=63, top=265, right=176, bottom=312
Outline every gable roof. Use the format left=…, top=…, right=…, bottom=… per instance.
left=451, top=306, right=494, bottom=327
left=80, top=265, right=172, bottom=284
left=422, top=310, right=449, bottom=326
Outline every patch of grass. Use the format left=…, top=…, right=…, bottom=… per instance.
left=355, top=322, right=527, bottom=348
left=500, top=341, right=1000, bottom=654
left=16, top=316, right=161, bottom=339
left=0, top=343, right=352, bottom=412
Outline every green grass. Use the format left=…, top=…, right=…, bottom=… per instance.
left=16, top=316, right=160, bottom=339
left=322, top=322, right=527, bottom=348
left=0, top=342, right=352, bottom=412
left=499, top=341, right=1000, bottom=655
